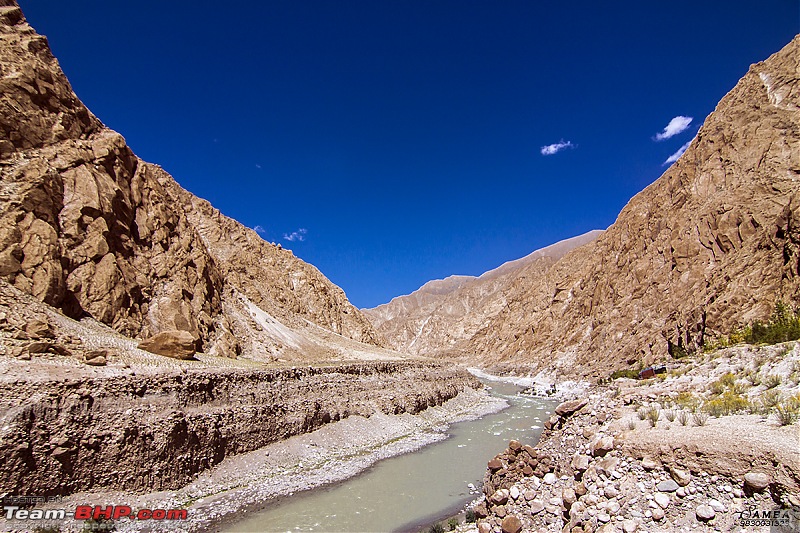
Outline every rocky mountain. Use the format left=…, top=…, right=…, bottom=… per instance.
left=459, top=35, right=800, bottom=377
left=0, top=1, right=383, bottom=361
left=365, top=231, right=602, bottom=356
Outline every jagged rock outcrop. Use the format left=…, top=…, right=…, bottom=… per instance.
left=365, top=231, right=601, bottom=356
left=461, top=35, right=800, bottom=376
left=0, top=1, right=382, bottom=357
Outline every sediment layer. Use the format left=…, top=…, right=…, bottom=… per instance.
left=0, top=362, right=479, bottom=497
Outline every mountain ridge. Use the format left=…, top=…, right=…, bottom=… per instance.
left=458, top=35, right=800, bottom=376
left=0, top=1, right=384, bottom=361
left=365, top=230, right=602, bottom=355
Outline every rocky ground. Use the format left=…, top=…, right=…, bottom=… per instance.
left=468, top=343, right=800, bottom=533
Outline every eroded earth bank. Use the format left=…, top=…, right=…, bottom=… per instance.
left=0, top=354, right=495, bottom=532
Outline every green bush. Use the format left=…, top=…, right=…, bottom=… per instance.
left=706, top=301, right=800, bottom=349
left=703, top=391, right=750, bottom=417
left=610, top=367, right=642, bottom=380
left=448, top=518, right=459, bottom=531
left=674, top=392, right=701, bottom=412
left=465, top=509, right=476, bottom=523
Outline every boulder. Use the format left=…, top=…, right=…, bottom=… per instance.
left=501, top=515, right=522, bottom=533
left=25, top=319, right=54, bottom=338
left=695, top=504, right=715, bottom=521
left=488, top=458, right=503, bottom=471
left=489, top=489, right=510, bottom=505
left=596, top=456, right=619, bottom=477
left=138, top=330, right=197, bottom=359
left=670, top=467, right=692, bottom=486
left=562, top=487, right=576, bottom=507
left=590, top=435, right=614, bottom=456
left=84, top=356, right=106, bottom=366
left=654, top=492, right=671, bottom=509
left=641, top=457, right=659, bottom=470
left=555, top=398, right=588, bottom=417
left=85, top=349, right=111, bottom=360
left=743, top=471, right=770, bottom=492
left=26, top=341, right=50, bottom=353
left=571, top=454, right=590, bottom=472
left=622, top=519, right=639, bottom=533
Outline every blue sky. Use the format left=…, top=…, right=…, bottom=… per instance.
left=21, top=1, right=799, bottom=308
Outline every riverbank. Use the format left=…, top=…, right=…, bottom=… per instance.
left=4, top=382, right=505, bottom=532
left=472, top=342, right=800, bottom=533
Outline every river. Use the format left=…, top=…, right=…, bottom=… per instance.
left=223, top=379, right=557, bottom=533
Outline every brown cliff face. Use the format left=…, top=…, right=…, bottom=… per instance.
left=0, top=2, right=382, bottom=357
left=365, top=231, right=602, bottom=356
left=462, top=35, right=800, bottom=377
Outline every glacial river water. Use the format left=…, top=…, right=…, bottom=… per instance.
left=224, top=379, right=557, bottom=533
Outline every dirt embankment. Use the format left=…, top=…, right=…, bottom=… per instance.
left=0, top=362, right=479, bottom=497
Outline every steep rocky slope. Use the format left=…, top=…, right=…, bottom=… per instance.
left=365, top=231, right=601, bottom=356
left=460, top=36, right=800, bottom=377
left=0, top=1, right=382, bottom=359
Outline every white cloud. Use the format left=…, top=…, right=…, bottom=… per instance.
left=255, top=164, right=262, bottom=169
left=254, top=225, right=267, bottom=236
left=654, top=116, right=693, bottom=141
left=540, top=140, right=574, bottom=156
left=283, top=228, right=307, bottom=242
left=663, top=140, right=692, bottom=166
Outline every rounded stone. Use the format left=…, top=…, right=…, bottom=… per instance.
left=708, top=499, right=725, bottom=513
left=744, top=472, right=770, bottom=492
left=623, top=519, right=639, bottom=532
left=696, top=504, right=715, bottom=521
